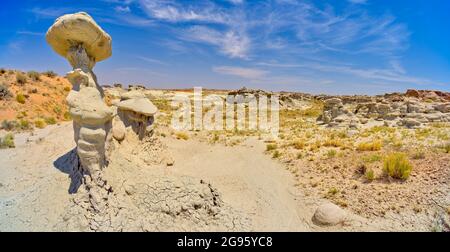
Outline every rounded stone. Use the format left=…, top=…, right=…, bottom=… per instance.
left=313, top=203, right=347, bottom=226
left=112, top=123, right=126, bottom=142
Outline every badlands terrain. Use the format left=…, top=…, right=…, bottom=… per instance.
left=0, top=69, right=449, bottom=231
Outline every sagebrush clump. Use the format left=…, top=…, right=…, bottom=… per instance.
left=1, top=120, right=18, bottom=131
left=0, top=83, right=12, bottom=99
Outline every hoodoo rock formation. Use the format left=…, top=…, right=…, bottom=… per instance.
left=46, top=12, right=249, bottom=231
left=46, top=12, right=115, bottom=212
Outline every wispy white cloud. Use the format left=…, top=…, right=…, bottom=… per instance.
left=181, top=26, right=250, bottom=59
left=136, top=56, right=168, bottom=65
left=137, top=0, right=250, bottom=58
left=139, top=0, right=228, bottom=23
left=17, top=31, right=44, bottom=36
left=213, top=66, right=267, bottom=79
left=82, top=0, right=438, bottom=92
left=114, top=5, right=131, bottom=13
left=29, top=7, right=73, bottom=18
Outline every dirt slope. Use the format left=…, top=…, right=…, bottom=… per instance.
left=0, top=69, right=71, bottom=130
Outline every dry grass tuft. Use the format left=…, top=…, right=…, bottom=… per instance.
left=357, top=140, right=382, bottom=151
left=175, top=131, right=189, bottom=140
left=383, top=152, right=413, bottom=180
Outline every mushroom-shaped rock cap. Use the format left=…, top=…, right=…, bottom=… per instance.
left=117, top=98, right=158, bottom=116
left=121, top=90, right=146, bottom=100
left=46, top=12, right=112, bottom=62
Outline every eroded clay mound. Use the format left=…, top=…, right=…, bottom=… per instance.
left=56, top=175, right=251, bottom=231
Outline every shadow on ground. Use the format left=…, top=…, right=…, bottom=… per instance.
left=53, top=148, right=82, bottom=194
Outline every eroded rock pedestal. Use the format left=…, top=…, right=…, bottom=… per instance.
left=47, top=12, right=115, bottom=214
left=47, top=12, right=249, bottom=231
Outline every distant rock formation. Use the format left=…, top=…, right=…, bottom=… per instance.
left=316, top=90, right=450, bottom=129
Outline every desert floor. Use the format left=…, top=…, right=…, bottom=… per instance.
left=2, top=120, right=446, bottom=231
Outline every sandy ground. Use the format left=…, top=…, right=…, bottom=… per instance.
left=0, top=123, right=74, bottom=231
left=167, top=136, right=312, bottom=231
left=0, top=122, right=315, bottom=231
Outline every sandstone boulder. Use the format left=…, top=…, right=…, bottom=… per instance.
left=402, top=118, right=421, bottom=128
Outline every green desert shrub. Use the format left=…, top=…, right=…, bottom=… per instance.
left=365, top=169, right=375, bottom=182
left=266, top=143, right=278, bottom=151
left=411, top=150, right=425, bottom=160
left=63, top=111, right=72, bottom=121
left=323, top=138, right=344, bottom=148
left=34, top=119, right=46, bottom=129
left=53, top=105, right=62, bottom=115
left=383, top=153, right=413, bottom=180
left=27, top=71, right=41, bottom=81
left=19, top=119, right=31, bottom=130
left=325, top=149, right=337, bottom=159
left=16, top=72, right=27, bottom=84
left=327, top=187, right=339, bottom=196
left=0, top=133, right=15, bottom=148
left=362, top=154, right=382, bottom=163
left=272, top=150, right=282, bottom=158
left=16, top=93, right=26, bottom=104
left=0, top=68, right=6, bottom=74
left=42, top=70, right=57, bottom=78
left=442, top=143, right=450, bottom=154
left=292, top=139, right=305, bottom=149
left=44, top=117, right=57, bottom=125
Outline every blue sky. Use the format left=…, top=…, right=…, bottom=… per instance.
left=0, top=0, right=449, bottom=94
